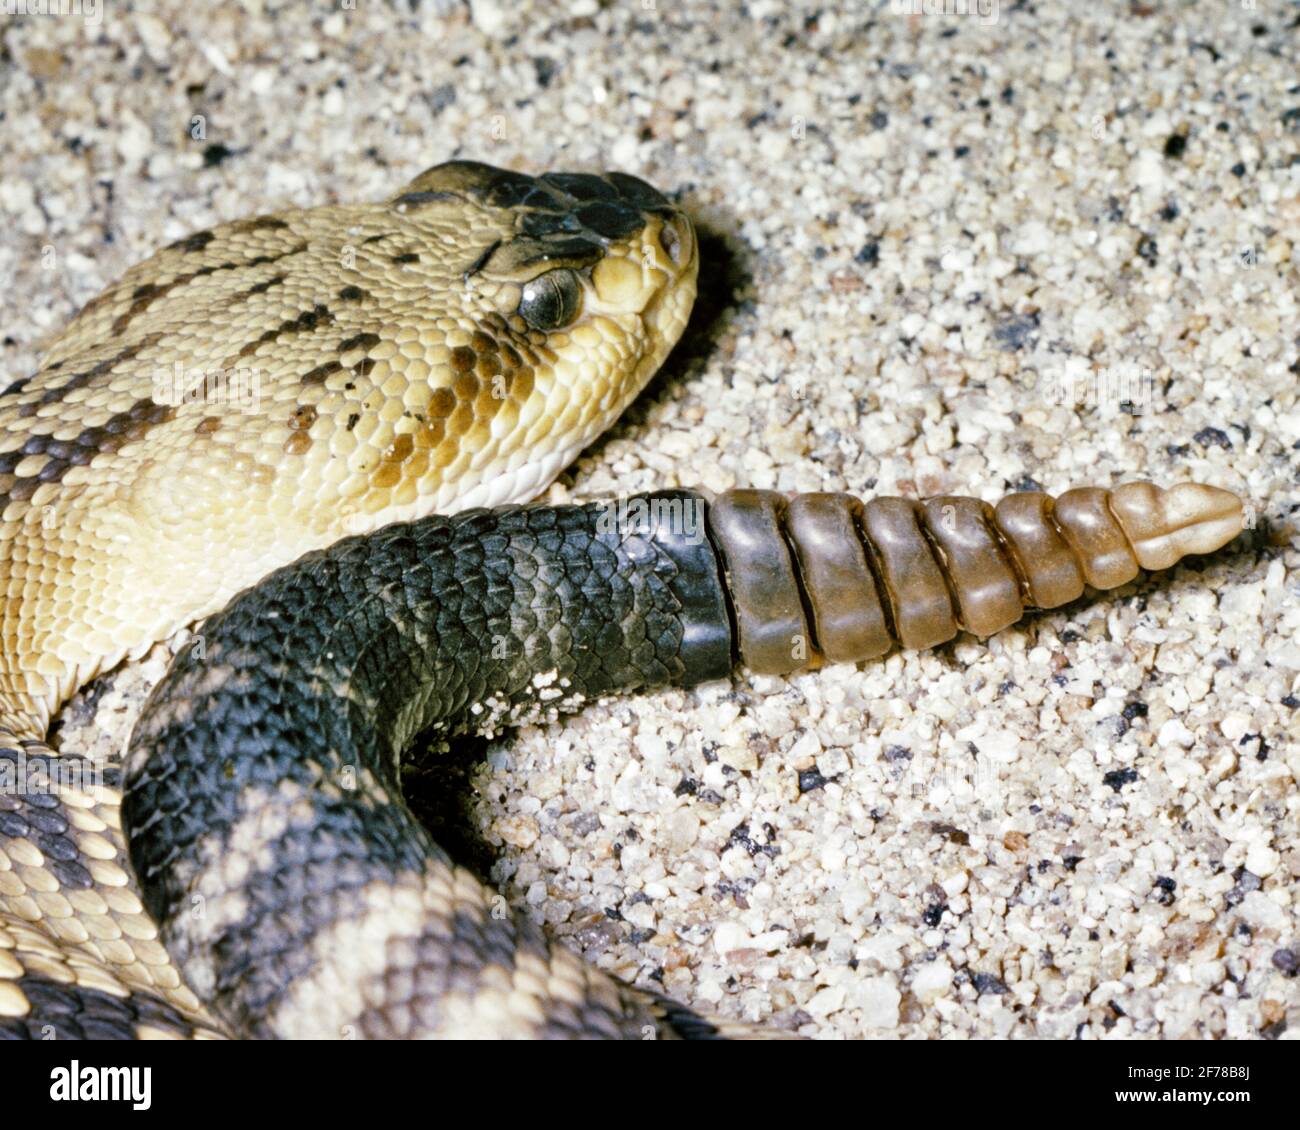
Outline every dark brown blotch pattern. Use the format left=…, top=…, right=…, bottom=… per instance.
left=234, top=304, right=335, bottom=360
left=428, top=388, right=456, bottom=419
left=392, top=190, right=459, bottom=208
left=241, top=275, right=286, bottom=298
left=229, top=216, right=291, bottom=234
left=339, top=333, right=381, bottom=354
left=167, top=230, right=215, bottom=254
left=107, top=242, right=308, bottom=338
left=1, top=398, right=177, bottom=502
left=283, top=431, right=313, bottom=456
left=9, top=333, right=165, bottom=419
left=430, top=327, right=538, bottom=424
left=371, top=432, right=417, bottom=488
left=300, top=361, right=343, bottom=386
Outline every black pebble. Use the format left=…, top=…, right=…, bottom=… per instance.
left=798, top=767, right=828, bottom=794
left=972, top=972, right=1008, bottom=995
left=202, top=142, right=234, bottom=168
left=1102, top=768, right=1139, bottom=792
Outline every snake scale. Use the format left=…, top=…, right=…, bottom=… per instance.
left=0, top=161, right=1244, bottom=1039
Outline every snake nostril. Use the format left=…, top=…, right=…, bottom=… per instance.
left=659, top=222, right=683, bottom=265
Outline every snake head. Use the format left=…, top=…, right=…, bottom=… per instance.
left=373, top=160, right=698, bottom=509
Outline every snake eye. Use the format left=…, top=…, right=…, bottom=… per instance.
left=518, top=269, right=582, bottom=330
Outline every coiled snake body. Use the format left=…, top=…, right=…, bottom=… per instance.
left=0, top=162, right=1243, bottom=1039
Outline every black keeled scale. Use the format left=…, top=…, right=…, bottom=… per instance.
left=123, top=493, right=731, bottom=1039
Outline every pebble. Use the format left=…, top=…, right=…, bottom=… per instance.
left=855, top=975, right=901, bottom=1029
left=804, top=984, right=845, bottom=1019
left=667, top=810, right=699, bottom=855
left=912, top=960, right=954, bottom=1004
left=1237, top=892, right=1287, bottom=932
left=1245, top=845, right=1280, bottom=879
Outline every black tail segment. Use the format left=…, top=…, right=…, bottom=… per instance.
left=121, top=495, right=736, bottom=1039
left=605, top=489, right=734, bottom=687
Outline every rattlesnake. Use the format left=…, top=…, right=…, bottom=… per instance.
left=0, top=161, right=1242, bottom=1039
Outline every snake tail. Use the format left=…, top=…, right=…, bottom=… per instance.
left=121, top=481, right=1241, bottom=1038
